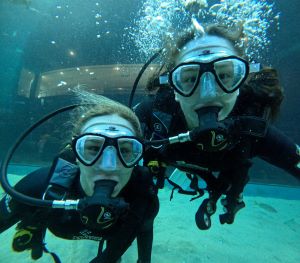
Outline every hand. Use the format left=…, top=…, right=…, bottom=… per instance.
left=12, top=224, right=46, bottom=260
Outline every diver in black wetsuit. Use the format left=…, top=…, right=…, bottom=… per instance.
left=0, top=92, right=158, bottom=263
left=134, top=24, right=300, bottom=230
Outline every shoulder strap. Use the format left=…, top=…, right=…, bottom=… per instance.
left=149, top=88, right=178, bottom=140
left=43, top=157, right=79, bottom=201
left=151, top=111, right=173, bottom=139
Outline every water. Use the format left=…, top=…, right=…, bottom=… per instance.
left=0, top=0, right=299, bottom=262
left=1, top=165, right=300, bottom=262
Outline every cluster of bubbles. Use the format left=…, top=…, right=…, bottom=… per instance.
left=207, top=0, right=280, bottom=61
left=129, top=0, right=190, bottom=60
left=130, top=0, right=280, bottom=62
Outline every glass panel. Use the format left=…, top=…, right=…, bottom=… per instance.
left=172, top=64, right=200, bottom=94
left=76, top=135, right=105, bottom=164
left=215, top=59, right=246, bottom=91
left=118, top=138, right=143, bottom=165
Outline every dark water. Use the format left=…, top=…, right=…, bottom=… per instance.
left=0, top=0, right=299, bottom=187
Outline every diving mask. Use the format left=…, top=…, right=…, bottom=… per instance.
left=72, top=133, right=144, bottom=168
left=169, top=55, right=249, bottom=97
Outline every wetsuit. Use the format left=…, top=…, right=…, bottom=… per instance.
left=0, top=165, right=159, bottom=263
left=134, top=89, right=300, bottom=223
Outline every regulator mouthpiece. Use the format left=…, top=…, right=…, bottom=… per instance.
left=190, top=106, right=228, bottom=152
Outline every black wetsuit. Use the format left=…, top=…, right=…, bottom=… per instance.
left=134, top=89, right=300, bottom=201
left=0, top=166, right=159, bottom=263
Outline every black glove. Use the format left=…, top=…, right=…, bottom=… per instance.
left=12, top=223, right=46, bottom=260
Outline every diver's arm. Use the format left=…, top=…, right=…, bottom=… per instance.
left=0, top=196, right=21, bottom=232
left=255, top=125, right=300, bottom=178
left=0, top=167, right=50, bottom=233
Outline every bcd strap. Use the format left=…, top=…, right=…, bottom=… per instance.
left=43, top=158, right=79, bottom=200
left=150, top=111, right=173, bottom=148
left=152, top=111, right=172, bottom=135
left=237, top=116, right=269, bottom=137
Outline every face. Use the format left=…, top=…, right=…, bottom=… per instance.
left=77, top=114, right=137, bottom=197
left=174, top=35, right=240, bottom=129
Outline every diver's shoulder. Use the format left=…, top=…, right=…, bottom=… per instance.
left=14, top=166, right=51, bottom=196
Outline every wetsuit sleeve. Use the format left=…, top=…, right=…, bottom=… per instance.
left=0, top=167, right=50, bottom=233
left=254, top=125, right=300, bottom=179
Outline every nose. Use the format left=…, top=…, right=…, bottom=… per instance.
left=199, top=72, right=218, bottom=99
left=96, top=146, right=118, bottom=171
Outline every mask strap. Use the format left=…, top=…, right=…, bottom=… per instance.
left=249, top=63, right=261, bottom=73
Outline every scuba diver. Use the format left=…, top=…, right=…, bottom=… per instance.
left=134, top=24, right=300, bottom=230
left=0, top=91, right=159, bottom=263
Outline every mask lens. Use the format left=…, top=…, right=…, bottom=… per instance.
left=172, top=64, right=200, bottom=95
left=75, top=135, right=105, bottom=165
left=214, top=58, right=247, bottom=92
left=117, top=138, right=143, bottom=167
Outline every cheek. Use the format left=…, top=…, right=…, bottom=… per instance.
left=176, top=92, right=196, bottom=108
left=78, top=163, right=93, bottom=176
left=218, top=94, right=239, bottom=120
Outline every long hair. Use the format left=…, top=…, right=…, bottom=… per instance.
left=233, top=67, right=284, bottom=121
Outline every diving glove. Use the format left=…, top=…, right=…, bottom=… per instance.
left=219, top=196, right=245, bottom=224
left=195, top=198, right=217, bottom=230
left=12, top=223, right=46, bottom=260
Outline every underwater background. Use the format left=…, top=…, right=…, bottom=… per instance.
left=0, top=0, right=299, bottom=262
left=0, top=0, right=299, bottom=185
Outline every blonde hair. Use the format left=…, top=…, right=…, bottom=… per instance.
left=70, top=88, right=142, bottom=138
